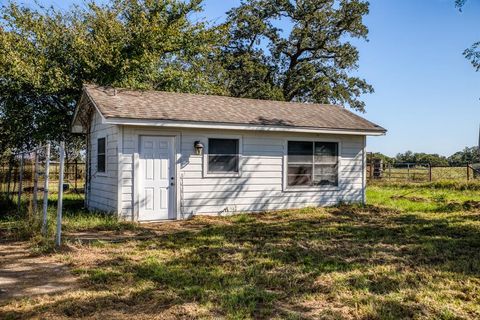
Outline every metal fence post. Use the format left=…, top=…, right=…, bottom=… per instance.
left=429, top=164, right=432, bottom=182
left=7, top=156, right=13, bottom=200
left=467, top=163, right=470, bottom=181
left=42, top=143, right=51, bottom=236
left=17, top=153, right=24, bottom=212
left=74, top=159, right=78, bottom=191
left=56, top=141, right=65, bottom=247
left=33, top=150, right=39, bottom=215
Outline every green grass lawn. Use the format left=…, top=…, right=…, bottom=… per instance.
left=1, top=185, right=480, bottom=319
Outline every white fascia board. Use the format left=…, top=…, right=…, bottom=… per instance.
left=103, top=117, right=386, bottom=136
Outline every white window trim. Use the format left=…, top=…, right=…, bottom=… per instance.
left=283, top=138, right=341, bottom=192
left=203, top=134, right=243, bottom=178
left=96, top=136, right=108, bottom=176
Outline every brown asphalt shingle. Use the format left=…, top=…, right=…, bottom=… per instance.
left=83, top=84, right=386, bottom=133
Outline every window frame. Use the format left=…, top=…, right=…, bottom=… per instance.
left=96, top=136, right=107, bottom=175
left=203, top=135, right=243, bottom=178
left=283, top=138, right=341, bottom=191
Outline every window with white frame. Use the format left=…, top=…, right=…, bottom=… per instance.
left=207, top=138, right=239, bottom=173
left=287, top=141, right=338, bottom=187
left=97, top=137, right=106, bottom=173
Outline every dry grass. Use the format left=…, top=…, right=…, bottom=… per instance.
left=1, top=187, right=480, bottom=319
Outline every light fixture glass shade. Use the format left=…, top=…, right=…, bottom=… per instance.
left=194, top=141, right=204, bottom=155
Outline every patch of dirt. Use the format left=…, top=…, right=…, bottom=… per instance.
left=462, top=200, right=480, bottom=210
left=0, top=241, right=78, bottom=302
left=391, top=195, right=428, bottom=202
left=440, top=200, right=480, bottom=212
left=64, top=216, right=231, bottom=244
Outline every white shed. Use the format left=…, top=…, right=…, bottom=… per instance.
left=72, top=85, right=386, bottom=221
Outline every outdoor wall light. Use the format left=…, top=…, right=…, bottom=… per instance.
left=194, top=141, right=204, bottom=155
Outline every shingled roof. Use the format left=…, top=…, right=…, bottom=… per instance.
left=76, top=84, right=386, bottom=134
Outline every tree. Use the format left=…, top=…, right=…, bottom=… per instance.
left=455, top=0, right=480, bottom=71
left=219, top=0, right=373, bottom=111
left=394, top=151, right=448, bottom=166
left=448, top=147, right=480, bottom=166
left=368, top=152, right=394, bottom=165
left=0, top=0, right=225, bottom=154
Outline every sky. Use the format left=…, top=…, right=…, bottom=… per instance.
left=7, top=0, right=480, bottom=157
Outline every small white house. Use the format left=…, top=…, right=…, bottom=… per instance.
left=72, top=85, right=386, bottom=221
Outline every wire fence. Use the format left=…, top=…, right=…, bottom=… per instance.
left=1, top=143, right=72, bottom=246
left=367, top=162, right=480, bottom=183
left=0, top=159, right=85, bottom=195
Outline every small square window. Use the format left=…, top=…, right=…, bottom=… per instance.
left=207, top=138, right=239, bottom=173
left=97, top=137, right=106, bottom=173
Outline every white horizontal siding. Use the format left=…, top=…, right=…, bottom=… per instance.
left=120, top=128, right=365, bottom=219
left=87, top=111, right=118, bottom=213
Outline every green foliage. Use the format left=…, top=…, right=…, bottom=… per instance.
left=0, top=0, right=226, bottom=153
left=0, top=193, right=136, bottom=244
left=219, top=0, right=373, bottom=111
left=368, top=152, right=395, bottom=164
left=371, top=147, right=480, bottom=167
left=394, top=150, right=449, bottom=166
left=447, top=146, right=480, bottom=166
left=367, top=184, right=480, bottom=212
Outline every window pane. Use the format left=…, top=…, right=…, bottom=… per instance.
left=287, top=164, right=313, bottom=186
left=97, top=138, right=106, bottom=173
left=288, top=164, right=312, bottom=175
left=314, top=142, right=338, bottom=163
left=314, top=164, right=338, bottom=175
left=288, top=174, right=311, bottom=186
left=314, top=164, right=338, bottom=186
left=208, top=155, right=238, bottom=172
left=288, top=141, right=313, bottom=155
left=98, top=138, right=106, bottom=154
left=97, top=155, right=106, bottom=173
left=208, top=138, right=240, bottom=173
left=313, top=174, right=337, bottom=186
left=314, top=142, right=337, bottom=156
left=288, top=155, right=313, bottom=164
left=209, top=139, right=238, bottom=155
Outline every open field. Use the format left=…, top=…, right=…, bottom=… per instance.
left=1, top=185, right=480, bottom=319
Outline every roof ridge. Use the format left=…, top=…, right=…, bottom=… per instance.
left=83, top=84, right=343, bottom=109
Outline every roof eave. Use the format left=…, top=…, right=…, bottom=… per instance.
left=102, top=117, right=387, bottom=136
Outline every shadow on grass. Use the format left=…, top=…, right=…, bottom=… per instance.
left=3, top=204, right=480, bottom=319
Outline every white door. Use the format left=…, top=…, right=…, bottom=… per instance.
left=138, top=136, right=174, bottom=221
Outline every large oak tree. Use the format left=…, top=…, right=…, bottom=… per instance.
left=219, top=0, right=373, bottom=111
